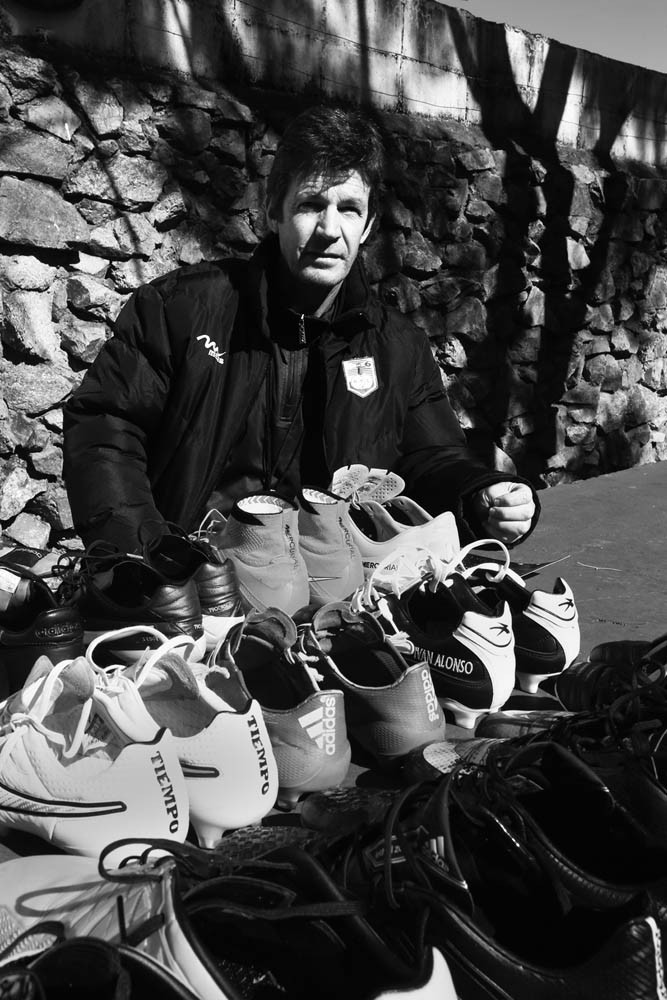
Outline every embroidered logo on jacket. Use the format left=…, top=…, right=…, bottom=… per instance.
left=196, top=334, right=226, bottom=366
left=342, top=357, right=378, bottom=398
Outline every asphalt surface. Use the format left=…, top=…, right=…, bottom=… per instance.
left=512, top=461, right=667, bottom=656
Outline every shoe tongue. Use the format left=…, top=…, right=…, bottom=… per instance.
left=138, top=651, right=200, bottom=699
left=304, top=603, right=382, bottom=654
left=242, top=608, right=298, bottom=650
left=17, top=655, right=94, bottom=718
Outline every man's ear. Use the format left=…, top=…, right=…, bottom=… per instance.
left=267, top=212, right=279, bottom=234
left=360, top=214, right=375, bottom=245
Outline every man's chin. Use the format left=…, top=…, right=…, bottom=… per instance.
left=297, top=263, right=346, bottom=287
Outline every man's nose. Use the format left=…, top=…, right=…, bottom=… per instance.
left=317, top=205, right=341, bottom=239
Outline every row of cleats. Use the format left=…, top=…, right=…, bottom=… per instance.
left=216, top=604, right=446, bottom=806
left=351, top=538, right=580, bottom=729
left=0, top=846, right=458, bottom=1000
left=0, top=599, right=447, bottom=857
left=299, top=754, right=667, bottom=999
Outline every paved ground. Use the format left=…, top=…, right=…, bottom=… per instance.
left=512, top=461, right=667, bottom=656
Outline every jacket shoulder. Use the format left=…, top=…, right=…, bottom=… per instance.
left=145, top=258, right=248, bottom=305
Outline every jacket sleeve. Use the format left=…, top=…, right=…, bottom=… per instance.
left=62, top=281, right=175, bottom=552
left=395, top=333, right=540, bottom=546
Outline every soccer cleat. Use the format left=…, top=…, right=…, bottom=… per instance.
left=293, top=601, right=446, bottom=767
left=143, top=527, right=246, bottom=651
left=86, top=626, right=278, bottom=847
left=383, top=493, right=434, bottom=526
left=357, top=550, right=516, bottom=729
left=214, top=492, right=310, bottom=615
left=475, top=705, right=575, bottom=739
left=299, top=784, right=400, bottom=833
left=461, top=560, right=580, bottom=695
left=347, top=506, right=461, bottom=579
left=0, top=851, right=268, bottom=1000
left=210, top=608, right=351, bottom=810
left=329, top=465, right=406, bottom=505
left=58, top=544, right=205, bottom=663
left=182, top=844, right=458, bottom=1000
left=327, top=772, right=667, bottom=1000
left=0, top=655, right=190, bottom=857
left=554, top=640, right=664, bottom=713
left=329, top=463, right=371, bottom=500
left=0, top=936, right=203, bottom=1000
left=297, top=487, right=364, bottom=606
left=353, top=468, right=406, bottom=503
left=0, top=558, right=84, bottom=700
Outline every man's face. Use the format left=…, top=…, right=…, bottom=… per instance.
left=268, top=170, right=374, bottom=303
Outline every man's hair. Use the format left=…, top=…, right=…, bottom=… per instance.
left=266, top=105, right=385, bottom=223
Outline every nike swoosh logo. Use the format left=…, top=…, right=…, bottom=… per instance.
left=180, top=762, right=221, bottom=779
left=0, top=780, right=126, bottom=817
left=308, top=576, right=341, bottom=582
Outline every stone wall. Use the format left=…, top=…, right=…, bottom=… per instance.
left=1, top=37, right=667, bottom=552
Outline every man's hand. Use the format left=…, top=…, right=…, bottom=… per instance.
left=472, top=481, right=536, bottom=544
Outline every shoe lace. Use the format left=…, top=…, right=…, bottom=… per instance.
left=51, top=541, right=129, bottom=603
left=86, top=625, right=199, bottom=684
left=349, top=538, right=510, bottom=652
left=193, top=508, right=227, bottom=543
left=0, top=660, right=95, bottom=764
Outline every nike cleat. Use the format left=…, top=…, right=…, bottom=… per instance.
left=0, top=851, right=274, bottom=1000
left=297, top=487, right=364, bottom=606
left=210, top=608, right=351, bottom=810
left=293, top=602, right=446, bottom=767
left=0, top=557, right=84, bottom=700
left=87, top=626, right=278, bottom=847
left=214, top=493, right=310, bottom=616
left=347, top=506, right=461, bottom=580
left=0, top=655, right=190, bottom=858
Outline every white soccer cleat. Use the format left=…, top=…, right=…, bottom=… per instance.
left=0, top=655, right=190, bottom=857
left=87, top=626, right=279, bottom=847
left=347, top=507, right=461, bottom=580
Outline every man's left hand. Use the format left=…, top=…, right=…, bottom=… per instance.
left=472, top=481, right=536, bottom=544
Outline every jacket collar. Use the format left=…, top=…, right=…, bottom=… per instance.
left=247, top=235, right=381, bottom=344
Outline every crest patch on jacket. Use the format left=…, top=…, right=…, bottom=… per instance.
left=342, top=357, right=378, bottom=398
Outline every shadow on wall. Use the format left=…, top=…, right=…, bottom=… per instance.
left=2, top=0, right=667, bottom=506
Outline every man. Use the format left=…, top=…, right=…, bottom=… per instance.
left=63, top=105, right=538, bottom=553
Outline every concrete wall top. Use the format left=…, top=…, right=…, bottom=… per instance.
left=2, top=0, right=667, bottom=167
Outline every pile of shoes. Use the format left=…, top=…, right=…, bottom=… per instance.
left=15, top=465, right=662, bottom=999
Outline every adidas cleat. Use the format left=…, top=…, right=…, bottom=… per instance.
left=210, top=609, right=351, bottom=810
left=87, top=626, right=278, bottom=847
left=293, top=602, right=446, bottom=767
left=0, top=655, right=189, bottom=857
left=0, top=558, right=84, bottom=700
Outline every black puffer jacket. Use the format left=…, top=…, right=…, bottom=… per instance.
left=63, top=237, right=539, bottom=551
